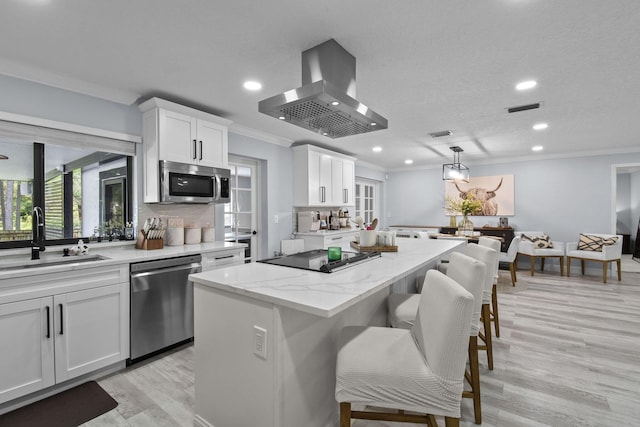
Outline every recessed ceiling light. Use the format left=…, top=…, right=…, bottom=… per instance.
left=532, top=145, right=544, bottom=152
left=533, top=123, right=548, bottom=130
left=372, top=146, right=382, bottom=152
left=243, top=81, right=262, bottom=91
left=516, top=80, right=537, bottom=91
left=405, top=159, right=413, bottom=165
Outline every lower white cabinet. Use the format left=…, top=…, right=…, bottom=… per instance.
left=295, top=231, right=357, bottom=250
left=201, top=248, right=245, bottom=271
left=0, top=280, right=127, bottom=405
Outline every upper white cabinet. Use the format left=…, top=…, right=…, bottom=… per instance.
left=293, top=145, right=356, bottom=207
left=139, top=97, right=232, bottom=203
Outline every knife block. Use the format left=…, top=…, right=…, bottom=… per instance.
left=135, top=231, right=164, bottom=250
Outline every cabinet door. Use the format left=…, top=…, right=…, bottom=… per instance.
left=342, top=160, right=355, bottom=205
left=0, top=298, right=55, bottom=404
left=54, top=283, right=127, bottom=382
left=331, top=159, right=344, bottom=205
left=318, top=154, right=332, bottom=204
left=196, top=119, right=228, bottom=168
left=307, top=151, right=322, bottom=204
left=159, top=109, right=197, bottom=164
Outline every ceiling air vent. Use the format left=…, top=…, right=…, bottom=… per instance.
left=428, top=130, right=453, bottom=138
left=507, top=102, right=541, bottom=113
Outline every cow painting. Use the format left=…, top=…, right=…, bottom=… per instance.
left=454, top=178, right=503, bottom=216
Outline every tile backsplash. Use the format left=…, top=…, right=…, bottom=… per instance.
left=138, top=203, right=216, bottom=229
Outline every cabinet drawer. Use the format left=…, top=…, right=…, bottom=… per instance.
left=323, top=234, right=352, bottom=247
left=201, top=249, right=244, bottom=271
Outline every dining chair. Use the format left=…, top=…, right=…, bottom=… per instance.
left=337, top=269, right=475, bottom=426
left=499, top=235, right=521, bottom=286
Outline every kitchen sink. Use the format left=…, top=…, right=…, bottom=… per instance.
left=0, top=255, right=110, bottom=272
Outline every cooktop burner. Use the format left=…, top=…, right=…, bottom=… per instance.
left=257, top=249, right=381, bottom=273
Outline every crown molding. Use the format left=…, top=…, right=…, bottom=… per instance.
left=0, top=59, right=140, bottom=105
left=229, top=123, right=294, bottom=147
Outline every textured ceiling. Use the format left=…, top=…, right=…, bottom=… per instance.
left=1, top=0, right=639, bottom=171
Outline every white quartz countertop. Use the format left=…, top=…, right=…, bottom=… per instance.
left=190, top=238, right=463, bottom=318
left=0, top=241, right=246, bottom=279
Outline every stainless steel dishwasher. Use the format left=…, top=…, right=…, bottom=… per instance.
left=129, top=254, right=202, bottom=362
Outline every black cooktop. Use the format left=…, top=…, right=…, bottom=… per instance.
left=257, top=249, right=381, bottom=273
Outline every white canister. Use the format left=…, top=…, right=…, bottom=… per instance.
left=202, top=227, right=215, bottom=243
left=359, top=230, right=378, bottom=247
left=184, top=227, right=202, bottom=245
left=165, top=227, right=185, bottom=246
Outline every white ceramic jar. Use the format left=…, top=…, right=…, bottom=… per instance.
left=184, top=227, right=202, bottom=245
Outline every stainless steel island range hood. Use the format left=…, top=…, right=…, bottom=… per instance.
left=258, top=39, right=388, bottom=139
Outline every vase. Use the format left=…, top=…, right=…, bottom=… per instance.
left=458, top=215, right=474, bottom=236
left=449, top=215, right=457, bottom=227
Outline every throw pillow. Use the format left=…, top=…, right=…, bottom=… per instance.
left=577, top=234, right=605, bottom=251
left=522, top=233, right=554, bottom=249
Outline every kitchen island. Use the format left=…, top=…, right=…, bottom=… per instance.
left=190, top=238, right=464, bottom=427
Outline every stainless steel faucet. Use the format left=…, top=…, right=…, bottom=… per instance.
left=31, top=206, right=46, bottom=260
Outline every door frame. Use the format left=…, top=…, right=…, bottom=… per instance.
left=228, top=155, right=261, bottom=262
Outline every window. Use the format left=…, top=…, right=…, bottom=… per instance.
left=0, top=140, right=132, bottom=248
left=355, top=178, right=380, bottom=226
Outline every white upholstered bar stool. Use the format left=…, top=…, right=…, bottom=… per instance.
left=387, top=253, right=487, bottom=423
left=477, top=237, right=502, bottom=338
left=465, top=243, right=498, bottom=370
left=336, top=270, right=475, bottom=427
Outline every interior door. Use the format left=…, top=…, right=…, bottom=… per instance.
left=225, top=156, right=259, bottom=262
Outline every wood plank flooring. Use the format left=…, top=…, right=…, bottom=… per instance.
left=85, top=269, right=640, bottom=427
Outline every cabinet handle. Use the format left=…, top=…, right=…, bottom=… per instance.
left=45, top=306, right=51, bottom=339
left=193, top=139, right=197, bottom=160
left=215, top=254, right=235, bottom=260
left=199, top=140, right=203, bottom=160
left=331, top=237, right=342, bottom=241
left=320, top=186, right=326, bottom=203
left=344, top=188, right=348, bottom=204
left=58, top=304, right=64, bottom=335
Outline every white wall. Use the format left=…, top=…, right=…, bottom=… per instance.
left=387, top=153, right=640, bottom=244
left=227, top=132, right=294, bottom=259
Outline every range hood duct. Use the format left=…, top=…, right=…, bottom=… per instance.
left=258, top=39, right=388, bottom=139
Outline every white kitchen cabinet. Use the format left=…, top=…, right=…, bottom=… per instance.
left=0, top=298, right=54, bottom=404
left=295, top=230, right=357, bottom=250
left=139, top=97, right=232, bottom=203
left=293, top=145, right=356, bottom=207
left=0, top=264, right=128, bottom=405
left=201, top=248, right=245, bottom=271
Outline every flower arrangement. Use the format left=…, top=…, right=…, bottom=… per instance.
left=446, top=194, right=482, bottom=216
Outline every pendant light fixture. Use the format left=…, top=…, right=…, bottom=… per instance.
left=442, top=146, right=469, bottom=183
left=0, top=155, right=8, bottom=160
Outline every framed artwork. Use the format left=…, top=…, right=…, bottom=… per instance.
left=445, top=174, right=515, bottom=216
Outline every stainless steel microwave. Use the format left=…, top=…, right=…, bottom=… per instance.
left=159, top=160, right=230, bottom=204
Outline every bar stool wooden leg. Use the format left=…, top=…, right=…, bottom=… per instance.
left=463, top=336, right=482, bottom=424
left=340, top=402, right=351, bottom=427
left=479, top=303, right=494, bottom=370
left=491, top=284, right=500, bottom=338
left=444, top=417, right=461, bottom=427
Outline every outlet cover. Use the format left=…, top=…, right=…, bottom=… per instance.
left=253, top=326, right=267, bottom=359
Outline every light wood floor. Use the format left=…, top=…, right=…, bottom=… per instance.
left=85, top=269, right=640, bottom=427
